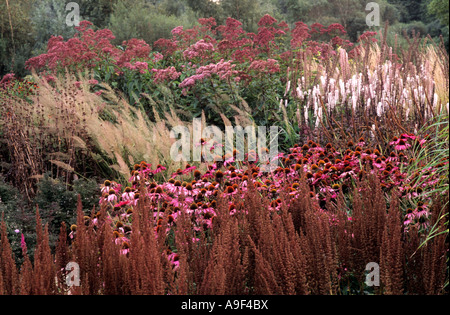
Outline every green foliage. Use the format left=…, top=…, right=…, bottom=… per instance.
left=0, top=173, right=100, bottom=263
left=221, top=0, right=261, bottom=30
left=77, top=0, right=118, bottom=28
left=2, top=0, right=449, bottom=76
left=186, top=0, right=224, bottom=23
left=30, top=0, right=77, bottom=56
left=34, top=173, right=100, bottom=226
left=0, top=0, right=36, bottom=75
left=428, top=0, right=449, bottom=26
left=108, top=1, right=194, bottom=46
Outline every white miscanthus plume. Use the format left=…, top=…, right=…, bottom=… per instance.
left=339, top=48, right=349, bottom=79
left=417, top=85, right=424, bottom=105
left=296, top=87, right=304, bottom=101
left=315, top=106, right=323, bottom=128
left=320, top=75, right=326, bottom=91
left=352, top=94, right=357, bottom=111
left=313, top=85, right=319, bottom=110
left=328, top=91, right=335, bottom=111
left=305, top=104, right=309, bottom=123
left=334, top=88, right=339, bottom=109
left=339, top=79, right=346, bottom=103
left=377, top=102, right=383, bottom=117
left=414, top=88, right=419, bottom=104
left=284, top=80, right=291, bottom=97
left=351, top=74, right=357, bottom=94
left=357, top=73, right=362, bottom=97
left=370, top=124, right=376, bottom=140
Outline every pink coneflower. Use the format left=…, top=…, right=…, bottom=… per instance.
left=395, top=140, right=411, bottom=151
left=373, top=157, right=384, bottom=169
left=390, top=137, right=411, bottom=151
left=120, top=242, right=130, bottom=256
left=107, top=189, right=118, bottom=203
left=121, top=187, right=135, bottom=202
left=416, top=205, right=430, bottom=220
left=167, top=253, right=180, bottom=271
left=405, top=208, right=415, bottom=221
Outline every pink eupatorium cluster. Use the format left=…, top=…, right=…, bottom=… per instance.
left=180, top=59, right=238, bottom=89
left=25, top=15, right=363, bottom=95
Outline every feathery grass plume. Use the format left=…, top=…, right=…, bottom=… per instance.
left=2, top=71, right=195, bottom=187
left=0, top=93, right=43, bottom=199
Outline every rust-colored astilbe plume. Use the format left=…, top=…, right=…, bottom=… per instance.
left=100, top=220, right=130, bottom=295
left=0, top=261, right=3, bottom=295
left=127, top=187, right=166, bottom=295
left=403, top=196, right=448, bottom=295
left=173, top=206, right=209, bottom=294
left=298, top=204, right=339, bottom=295
left=0, top=215, right=19, bottom=295
left=54, top=222, right=71, bottom=293
left=199, top=215, right=245, bottom=295
left=31, top=207, right=56, bottom=295
left=379, top=190, right=404, bottom=295
left=327, top=183, right=355, bottom=290
left=71, top=195, right=102, bottom=295
left=285, top=182, right=308, bottom=233
left=239, top=177, right=309, bottom=295
left=0, top=174, right=447, bottom=295
left=349, top=174, right=387, bottom=286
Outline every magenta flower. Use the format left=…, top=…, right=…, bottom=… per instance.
left=21, top=233, right=27, bottom=254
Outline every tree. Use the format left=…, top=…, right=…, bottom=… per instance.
left=186, top=0, right=224, bottom=22
left=221, top=0, right=260, bottom=29
left=428, top=0, right=449, bottom=26
left=0, top=0, right=36, bottom=76
left=77, top=0, right=118, bottom=28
